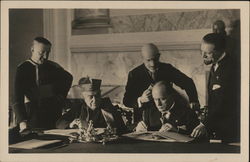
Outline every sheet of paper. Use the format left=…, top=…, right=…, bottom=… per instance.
left=43, top=129, right=79, bottom=136
left=9, top=139, right=62, bottom=149
left=122, top=131, right=176, bottom=142
left=152, top=131, right=194, bottom=142
left=43, top=128, right=106, bottom=136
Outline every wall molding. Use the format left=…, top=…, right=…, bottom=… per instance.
left=71, top=42, right=201, bottom=53
left=70, top=29, right=210, bottom=53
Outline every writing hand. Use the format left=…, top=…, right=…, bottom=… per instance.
left=159, top=123, right=178, bottom=132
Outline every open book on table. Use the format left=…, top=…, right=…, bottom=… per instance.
left=123, top=131, right=194, bottom=143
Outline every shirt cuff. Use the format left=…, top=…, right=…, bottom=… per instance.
left=19, top=120, right=28, bottom=132
left=137, top=97, right=142, bottom=108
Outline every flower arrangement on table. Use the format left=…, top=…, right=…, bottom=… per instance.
left=68, top=119, right=118, bottom=144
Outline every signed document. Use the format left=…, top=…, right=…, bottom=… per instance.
left=153, top=131, right=194, bottom=142
left=123, top=131, right=193, bottom=143
left=43, top=129, right=80, bottom=137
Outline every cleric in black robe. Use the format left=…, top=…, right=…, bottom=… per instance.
left=191, top=33, right=240, bottom=143
left=123, top=43, right=200, bottom=122
left=13, top=37, right=73, bottom=131
left=135, top=81, right=200, bottom=135
left=56, top=77, right=127, bottom=135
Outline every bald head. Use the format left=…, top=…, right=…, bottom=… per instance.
left=141, top=43, right=160, bottom=72
left=152, top=81, right=173, bottom=98
left=152, top=81, right=175, bottom=113
left=141, top=43, right=159, bottom=56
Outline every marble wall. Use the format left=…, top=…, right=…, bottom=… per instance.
left=71, top=49, right=208, bottom=106
left=109, top=9, right=240, bottom=33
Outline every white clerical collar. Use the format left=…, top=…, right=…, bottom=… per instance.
left=27, top=59, right=39, bottom=66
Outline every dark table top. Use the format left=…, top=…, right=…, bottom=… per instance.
left=9, top=134, right=240, bottom=153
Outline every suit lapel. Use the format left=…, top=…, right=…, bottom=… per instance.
left=142, top=64, right=155, bottom=83
left=208, top=65, right=214, bottom=93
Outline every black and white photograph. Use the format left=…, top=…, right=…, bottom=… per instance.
left=1, top=1, right=249, bottom=162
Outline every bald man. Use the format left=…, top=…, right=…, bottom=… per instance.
left=135, top=81, right=200, bottom=135
left=123, top=43, right=200, bottom=122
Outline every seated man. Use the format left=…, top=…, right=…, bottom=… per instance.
left=135, top=81, right=200, bottom=135
left=56, top=77, right=127, bottom=135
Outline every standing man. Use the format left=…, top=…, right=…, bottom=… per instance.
left=13, top=37, right=73, bottom=132
left=191, top=33, right=240, bottom=143
left=123, top=43, right=200, bottom=122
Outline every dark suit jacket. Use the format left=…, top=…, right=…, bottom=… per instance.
left=13, top=59, right=73, bottom=129
left=204, top=54, right=240, bottom=141
left=123, top=62, right=199, bottom=122
left=56, top=98, right=127, bottom=134
left=142, top=94, right=200, bottom=135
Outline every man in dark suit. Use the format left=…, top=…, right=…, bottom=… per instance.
left=56, top=77, right=127, bottom=135
left=123, top=43, right=200, bottom=122
left=13, top=37, right=73, bottom=133
left=135, top=81, right=200, bottom=135
left=191, top=33, right=240, bottom=143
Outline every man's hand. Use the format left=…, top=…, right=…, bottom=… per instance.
left=191, top=123, right=207, bottom=138
left=139, top=86, right=153, bottom=104
left=69, top=118, right=82, bottom=129
left=135, top=121, right=148, bottom=132
left=19, top=121, right=32, bottom=136
left=159, top=123, right=178, bottom=132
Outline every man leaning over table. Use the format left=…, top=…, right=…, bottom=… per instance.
left=123, top=43, right=200, bottom=123
left=56, top=77, right=127, bottom=135
left=135, top=81, right=201, bottom=137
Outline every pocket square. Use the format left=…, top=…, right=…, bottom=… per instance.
left=212, top=84, right=221, bottom=90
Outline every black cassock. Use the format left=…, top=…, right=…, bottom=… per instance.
left=13, top=59, right=73, bottom=129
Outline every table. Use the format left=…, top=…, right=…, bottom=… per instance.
left=9, top=134, right=240, bottom=153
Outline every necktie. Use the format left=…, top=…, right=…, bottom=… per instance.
left=151, top=71, right=156, bottom=81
